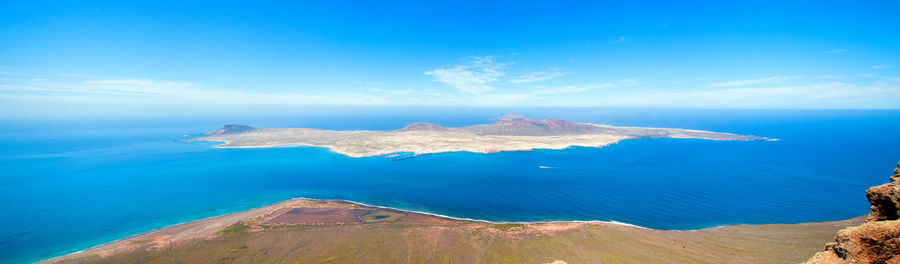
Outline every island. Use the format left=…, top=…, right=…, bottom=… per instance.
left=182, top=116, right=769, bottom=158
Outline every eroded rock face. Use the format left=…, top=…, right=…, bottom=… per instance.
left=893, top=164, right=900, bottom=183
left=807, top=161, right=900, bottom=264
left=833, top=221, right=900, bottom=263
left=867, top=183, right=900, bottom=222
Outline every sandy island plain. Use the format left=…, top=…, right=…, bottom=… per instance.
left=183, top=118, right=769, bottom=157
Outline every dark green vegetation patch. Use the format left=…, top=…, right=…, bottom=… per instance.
left=361, top=210, right=405, bottom=223
left=216, top=223, right=250, bottom=236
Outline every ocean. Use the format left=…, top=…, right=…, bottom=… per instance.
left=1, top=109, right=898, bottom=264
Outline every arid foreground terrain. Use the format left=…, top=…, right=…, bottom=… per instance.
left=44, top=198, right=859, bottom=264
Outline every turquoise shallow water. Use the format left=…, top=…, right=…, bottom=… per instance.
left=1, top=109, right=899, bottom=264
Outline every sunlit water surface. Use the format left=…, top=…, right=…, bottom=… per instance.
left=1, top=109, right=899, bottom=264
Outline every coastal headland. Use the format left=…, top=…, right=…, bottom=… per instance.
left=183, top=117, right=769, bottom=157
left=43, top=198, right=860, bottom=264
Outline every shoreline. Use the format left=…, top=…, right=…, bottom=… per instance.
left=208, top=196, right=855, bottom=231
left=199, top=136, right=774, bottom=160
left=39, top=196, right=858, bottom=263
left=294, top=197, right=652, bottom=230
left=200, top=137, right=628, bottom=158
left=323, top=197, right=812, bottom=232
left=37, top=198, right=306, bottom=264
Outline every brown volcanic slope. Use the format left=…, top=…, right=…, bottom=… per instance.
left=465, top=118, right=728, bottom=139
left=397, top=122, right=448, bottom=132
left=468, top=118, right=607, bottom=136
left=806, top=161, right=900, bottom=264
left=203, top=124, right=254, bottom=136
left=45, top=198, right=860, bottom=264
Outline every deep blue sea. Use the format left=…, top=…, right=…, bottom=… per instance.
left=1, top=109, right=899, bottom=264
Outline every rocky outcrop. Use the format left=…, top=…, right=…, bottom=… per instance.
left=867, top=182, right=900, bottom=222
left=806, top=161, right=900, bottom=264
left=205, top=124, right=254, bottom=136
left=894, top=164, right=900, bottom=184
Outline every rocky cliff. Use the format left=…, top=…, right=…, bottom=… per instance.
left=806, top=161, right=900, bottom=264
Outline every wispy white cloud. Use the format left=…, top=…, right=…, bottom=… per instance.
left=858, top=73, right=876, bottom=77
left=816, top=75, right=843, bottom=79
left=352, top=80, right=384, bottom=86
left=535, top=79, right=640, bottom=94
left=509, top=69, right=565, bottom=83
left=873, top=65, right=892, bottom=69
left=369, top=87, right=416, bottom=95
left=615, top=78, right=642, bottom=87
left=671, top=77, right=710, bottom=84
left=58, top=73, right=96, bottom=78
left=0, top=70, right=27, bottom=76
left=827, top=49, right=847, bottom=53
left=2, top=68, right=897, bottom=115
left=0, top=75, right=636, bottom=109
left=574, top=82, right=900, bottom=109
left=535, top=84, right=608, bottom=94
left=424, top=56, right=507, bottom=94
left=609, top=36, right=626, bottom=44
left=422, top=81, right=899, bottom=108
left=0, top=79, right=189, bottom=97
left=709, top=76, right=803, bottom=87
left=0, top=77, right=410, bottom=106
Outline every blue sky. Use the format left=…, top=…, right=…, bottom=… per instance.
left=1, top=1, right=899, bottom=117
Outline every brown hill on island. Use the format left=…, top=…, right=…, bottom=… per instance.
left=204, top=124, right=254, bottom=136
left=806, top=161, right=900, bottom=264
left=397, top=122, right=448, bottom=132
left=471, top=118, right=610, bottom=136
